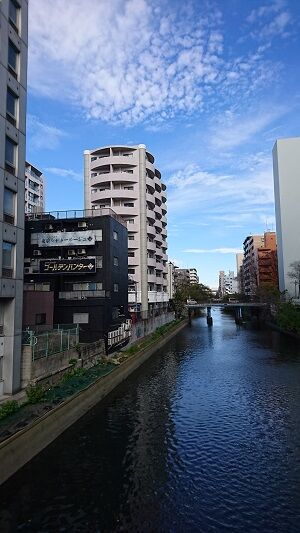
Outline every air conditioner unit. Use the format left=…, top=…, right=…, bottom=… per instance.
left=45, top=224, right=53, bottom=230
left=67, top=249, right=76, bottom=256
left=78, top=249, right=86, bottom=255
left=78, top=221, right=87, bottom=228
left=24, top=267, right=33, bottom=274
left=33, top=250, right=41, bottom=256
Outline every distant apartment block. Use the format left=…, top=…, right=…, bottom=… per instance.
left=0, top=0, right=28, bottom=395
left=273, top=138, right=300, bottom=298
left=243, top=232, right=278, bottom=296
left=84, top=144, right=168, bottom=319
left=25, top=162, right=44, bottom=213
left=218, top=271, right=238, bottom=296
left=189, top=268, right=199, bottom=284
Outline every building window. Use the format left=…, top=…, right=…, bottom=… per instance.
left=6, top=88, right=18, bottom=126
left=73, top=313, right=89, bottom=324
left=128, top=235, right=134, bottom=241
left=128, top=251, right=135, bottom=257
left=124, top=202, right=134, bottom=207
left=35, top=313, right=46, bottom=326
left=73, top=282, right=103, bottom=291
left=127, top=219, right=134, bottom=224
left=113, top=231, right=118, bottom=241
left=114, top=283, right=119, bottom=292
left=114, top=257, right=119, bottom=266
left=8, top=40, right=19, bottom=77
left=9, top=0, right=20, bottom=32
left=96, top=256, right=103, bottom=269
left=2, top=241, right=14, bottom=277
left=5, top=137, right=17, bottom=174
left=3, top=188, right=15, bottom=224
left=128, top=268, right=135, bottom=274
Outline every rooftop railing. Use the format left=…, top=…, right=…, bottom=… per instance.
left=25, top=208, right=127, bottom=227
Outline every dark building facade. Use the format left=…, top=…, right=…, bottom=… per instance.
left=23, top=209, right=128, bottom=345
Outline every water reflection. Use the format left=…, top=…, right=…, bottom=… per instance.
left=1, top=310, right=300, bottom=532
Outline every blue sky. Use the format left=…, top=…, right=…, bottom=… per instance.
left=27, top=0, right=300, bottom=287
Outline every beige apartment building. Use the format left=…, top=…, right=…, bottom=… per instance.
left=0, top=0, right=28, bottom=395
left=243, top=233, right=278, bottom=296
left=25, top=162, right=44, bottom=214
left=84, top=144, right=168, bottom=318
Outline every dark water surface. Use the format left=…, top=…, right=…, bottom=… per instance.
left=1, top=310, right=300, bottom=532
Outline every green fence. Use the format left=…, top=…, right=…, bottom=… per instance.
left=22, top=326, right=79, bottom=360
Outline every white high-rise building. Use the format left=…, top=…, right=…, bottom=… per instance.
left=189, top=268, right=199, bottom=284
left=25, top=162, right=45, bottom=214
left=0, top=0, right=28, bottom=395
left=273, top=137, right=300, bottom=298
left=84, top=144, right=168, bottom=318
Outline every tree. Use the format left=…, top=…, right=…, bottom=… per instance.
left=288, top=261, right=300, bottom=298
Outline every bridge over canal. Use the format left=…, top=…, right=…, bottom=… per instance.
left=186, top=302, right=268, bottom=326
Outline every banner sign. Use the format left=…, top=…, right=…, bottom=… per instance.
left=36, top=231, right=95, bottom=247
left=39, top=258, right=96, bottom=274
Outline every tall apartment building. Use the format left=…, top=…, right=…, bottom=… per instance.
left=189, top=268, right=199, bottom=284
left=25, top=162, right=44, bottom=213
left=273, top=138, right=300, bottom=298
left=0, top=0, right=28, bottom=395
left=243, top=232, right=278, bottom=296
left=84, top=145, right=168, bottom=319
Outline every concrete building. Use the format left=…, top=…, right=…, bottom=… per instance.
left=273, top=138, right=300, bottom=298
left=23, top=209, right=129, bottom=350
left=218, top=270, right=238, bottom=296
left=188, top=268, right=199, bottom=284
left=243, top=233, right=278, bottom=297
left=25, top=162, right=44, bottom=214
left=0, top=0, right=28, bottom=395
left=84, top=144, right=168, bottom=319
left=167, top=261, right=175, bottom=300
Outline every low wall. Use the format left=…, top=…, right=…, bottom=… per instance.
left=129, top=312, right=175, bottom=345
left=0, top=319, right=187, bottom=486
left=21, top=339, right=106, bottom=388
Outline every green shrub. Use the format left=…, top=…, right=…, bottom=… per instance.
left=26, top=383, right=46, bottom=404
left=0, top=400, right=19, bottom=421
left=276, top=303, right=300, bottom=334
left=68, top=358, right=78, bottom=367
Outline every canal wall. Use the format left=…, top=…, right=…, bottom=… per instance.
left=128, top=312, right=175, bottom=345
left=0, top=319, right=187, bottom=486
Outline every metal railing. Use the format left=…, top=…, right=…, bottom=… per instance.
left=25, top=208, right=127, bottom=227
left=22, top=325, right=79, bottom=360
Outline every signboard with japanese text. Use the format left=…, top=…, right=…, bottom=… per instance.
left=39, top=258, right=96, bottom=274
left=36, top=231, right=96, bottom=248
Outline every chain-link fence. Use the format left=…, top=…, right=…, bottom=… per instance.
left=22, top=326, right=79, bottom=360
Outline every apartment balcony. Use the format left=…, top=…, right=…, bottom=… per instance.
left=147, top=225, right=156, bottom=237
left=148, top=291, right=169, bottom=303
left=161, top=226, right=167, bottom=237
left=147, top=257, right=156, bottom=268
left=128, top=256, right=138, bottom=267
left=127, top=221, right=139, bottom=233
left=146, top=160, right=155, bottom=174
left=147, top=273, right=157, bottom=284
left=161, top=215, right=167, bottom=224
left=147, top=241, right=156, bottom=252
left=154, top=219, right=162, bottom=231
left=161, top=206, right=167, bottom=216
left=155, top=233, right=163, bottom=245
left=146, top=192, right=155, bottom=208
left=111, top=206, right=136, bottom=217
left=154, top=178, right=161, bottom=192
left=146, top=176, right=155, bottom=193
left=110, top=155, right=137, bottom=166
left=147, top=208, right=155, bottom=222
left=156, top=262, right=163, bottom=271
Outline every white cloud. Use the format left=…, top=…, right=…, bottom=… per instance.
left=27, top=115, right=67, bottom=150
left=184, top=248, right=243, bottom=254
left=247, top=1, right=292, bottom=41
left=46, top=167, right=83, bottom=182
left=28, top=0, right=284, bottom=127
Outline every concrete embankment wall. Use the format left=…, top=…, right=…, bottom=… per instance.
left=129, top=312, right=175, bottom=345
left=0, top=319, right=187, bottom=486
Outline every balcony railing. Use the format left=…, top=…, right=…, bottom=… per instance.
left=59, top=290, right=106, bottom=300
left=25, top=208, right=127, bottom=227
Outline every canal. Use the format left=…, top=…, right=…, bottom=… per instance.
left=1, top=309, right=300, bottom=532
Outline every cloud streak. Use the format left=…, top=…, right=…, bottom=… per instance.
left=46, top=167, right=83, bottom=182
left=184, top=248, right=243, bottom=254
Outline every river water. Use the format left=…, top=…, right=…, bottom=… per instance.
left=1, top=310, right=300, bottom=532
